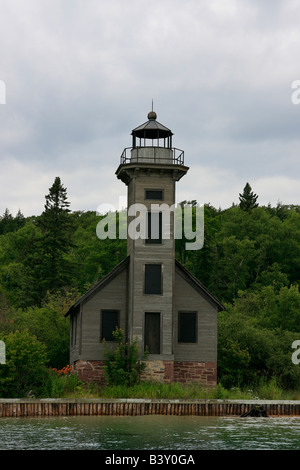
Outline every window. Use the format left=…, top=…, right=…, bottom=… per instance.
left=145, top=189, right=163, bottom=200
left=178, top=312, right=197, bottom=343
left=144, top=264, right=162, bottom=294
left=146, top=211, right=162, bottom=244
left=144, top=312, right=160, bottom=354
left=101, top=310, right=119, bottom=341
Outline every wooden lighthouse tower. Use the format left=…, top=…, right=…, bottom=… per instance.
left=66, top=109, right=224, bottom=385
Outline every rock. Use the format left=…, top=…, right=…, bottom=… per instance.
left=241, top=405, right=268, bottom=417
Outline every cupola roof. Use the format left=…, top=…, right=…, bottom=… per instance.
left=131, top=111, right=173, bottom=140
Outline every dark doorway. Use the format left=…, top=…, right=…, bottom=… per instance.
left=144, top=312, right=160, bottom=354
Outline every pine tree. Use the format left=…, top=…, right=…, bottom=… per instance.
left=0, top=208, right=14, bottom=234
left=15, top=209, right=25, bottom=230
left=38, top=177, right=74, bottom=291
left=239, top=182, right=259, bottom=212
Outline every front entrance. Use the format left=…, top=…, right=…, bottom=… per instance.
left=144, top=312, right=160, bottom=354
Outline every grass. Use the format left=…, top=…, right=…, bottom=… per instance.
left=96, top=382, right=250, bottom=400
left=53, top=374, right=300, bottom=401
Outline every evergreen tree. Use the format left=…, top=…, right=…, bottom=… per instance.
left=15, top=209, right=25, bottom=230
left=38, top=177, right=74, bottom=291
left=239, top=182, right=259, bottom=212
left=0, top=209, right=14, bottom=234
left=0, top=209, right=25, bottom=234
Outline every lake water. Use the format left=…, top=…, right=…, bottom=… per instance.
left=0, top=415, right=299, bottom=450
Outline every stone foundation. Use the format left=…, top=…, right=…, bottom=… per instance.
left=72, top=360, right=107, bottom=385
left=73, top=360, right=217, bottom=387
left=141, top=360, right=174, bottom=383
left=174, top=361, right=217, bottom=387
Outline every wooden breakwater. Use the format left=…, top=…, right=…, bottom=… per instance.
left=0, top=399, right=300, bottom=418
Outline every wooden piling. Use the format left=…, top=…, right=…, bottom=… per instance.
left=0, top=399, right=299, bottom=417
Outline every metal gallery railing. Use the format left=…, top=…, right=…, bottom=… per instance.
left=120, top=147, right=185, bottom=165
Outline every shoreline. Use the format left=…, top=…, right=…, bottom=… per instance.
left=0, top=398, right=300, bottom=417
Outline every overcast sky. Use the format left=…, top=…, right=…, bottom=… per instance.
left=0, top=0, right=300, bottom=217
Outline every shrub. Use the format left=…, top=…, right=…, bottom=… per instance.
left=0, top=330, right=49, bottom=397
left=48, top=366, right=80, bottom=397
left=103, top=327, right=148, bottom=386
left=218, top=309, right=300, bottom=390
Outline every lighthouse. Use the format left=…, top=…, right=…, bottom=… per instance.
left=66, top=109, right=224, bottom=385
left=116, top=109, right=188, bottom=372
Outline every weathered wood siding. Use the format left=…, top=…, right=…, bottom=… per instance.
left=126, top=171, right=176, bottom=360
left=69, top=166, right=218, bottom=371
left=72, top=267, right=128, bottom=362
left=173, top=268, right=218, bottom=362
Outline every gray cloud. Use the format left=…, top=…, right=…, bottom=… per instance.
left=0, top=0, right=299, bottom=217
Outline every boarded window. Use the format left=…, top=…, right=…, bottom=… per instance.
left=144, top=312, right=160, bottom=354
left=146, top=211, right=162, bottom=244
left=178, top=312, right=197, bottom=343
left=144, top=264, right=162, bottom=294
left=101, top=310, right=119, bottom=341
left=145, top=189, right=163, bottom=200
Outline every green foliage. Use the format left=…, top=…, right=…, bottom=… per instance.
left=255, top=376, right=285, bottom=400
left=0, top=177, right=299, bottom=395
left=13, top=289, right=77, bottom=368
left=189, top=204, right=300, bottom=302
left=0, top=330, right=49, bottom=397
left=217, top=338, right=251, bottom=389
left=0, top=222, right=45, bottom=308
left=47, top=368, right=81, bottom=398
left=37, top=176, right=75, bottom=295
left=239, top=182, right=259, bottom=212
left=0, top=209, right=25, bottom=235
left=63, top=380, right=300, bottom=400
left=230, top=283, right=300, bottom=332
left=68, top=211, right=126, bottom=292
left=218, top=308, right=300, bottom=390
left=103, top=327, right=148, bottom=386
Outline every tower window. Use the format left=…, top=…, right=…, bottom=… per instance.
left=144, top=312, right=161, bottom=354
left=101, top=310, right=119, bottom=341
left=144, top=264, right=162, bottom=294
left=145, top=189, right=163, bottom=200
left=178, top=312, right=197, bottom=343
left=146, top=211, right=162, bottom=244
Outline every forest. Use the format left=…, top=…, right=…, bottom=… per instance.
left=0, top=177, right=299, bottom=397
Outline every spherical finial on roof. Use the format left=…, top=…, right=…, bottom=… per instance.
left=148, top=110, right=157, bottom=120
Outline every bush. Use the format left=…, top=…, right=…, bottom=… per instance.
left=255, top=376, right=284, bottom=400
left=218, top=309, right=300, bottom=390
left=47, top=366, right=81, bottom=397
left=217, top=338, right=251, bottom=389
left=103, top=327, right=148, bottom=386
left=13, top=290, right=74, bottom=369
left=0, top=330, right=49, bottom=397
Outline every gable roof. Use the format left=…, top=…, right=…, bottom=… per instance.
left=65, top=255, right=225, bottom=317
left=175, top=259, right=225, bottom=311
left=65, top=256, right=129, bottom=317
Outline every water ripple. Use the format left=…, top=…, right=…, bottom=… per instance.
left=0, top=416, right=299, bottom=450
